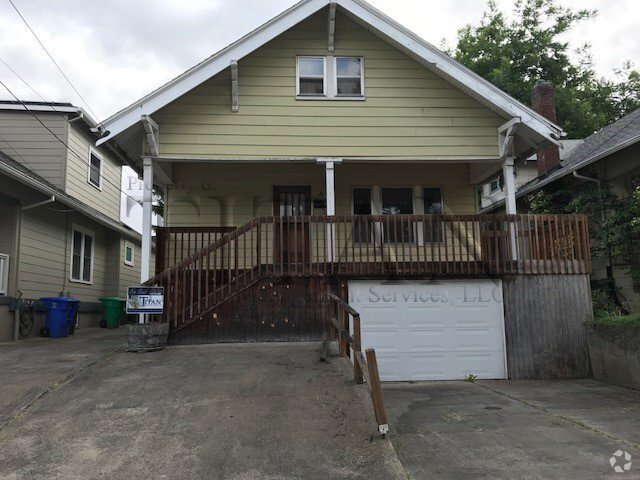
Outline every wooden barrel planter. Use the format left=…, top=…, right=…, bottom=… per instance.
left=127, top=322, right=169, bottom=352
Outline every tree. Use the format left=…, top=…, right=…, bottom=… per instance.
left=528, top=181, right=640, bottom=311
left=450, top=0, right=640, bottom=138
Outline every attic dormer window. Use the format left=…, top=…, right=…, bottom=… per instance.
left=336, top=57, right=363, bottom=96
left=296, top=56, right=364, bottom=100
left=297, top=56, right=326, bottom=96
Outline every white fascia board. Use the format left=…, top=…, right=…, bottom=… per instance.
left=97, top=0, right=330, bottom=145
left=97, top=0, right=564, bottom=148
left=337, top=0, right=564, bottom=145
left=0, top=104, right=77, bottom=114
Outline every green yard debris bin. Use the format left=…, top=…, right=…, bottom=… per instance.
left=99, top=297, right=125, bottom=329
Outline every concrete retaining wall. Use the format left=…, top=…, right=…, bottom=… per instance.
left=588, top=323, right=640, bottom=390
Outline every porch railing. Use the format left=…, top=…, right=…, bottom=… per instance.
left=327, top=292, right=388, bottom=436
left=144, top=214, right=590, bottom=333
left=155, top=226, right=236, bottom=273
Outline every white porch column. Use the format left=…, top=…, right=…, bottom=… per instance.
left=502, top=157, right=518, bottom=260
left=502, top=157, right=517, bottom=215
left=325, top=161, right=336, bottom=216
left=141, top=157, right=154, bottom=283
left=318, top=158, right=341, bottom=262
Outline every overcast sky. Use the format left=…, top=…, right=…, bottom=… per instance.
left=0, top=0, right=637, bottom=122
left=0, top=0, right=636, bottom=232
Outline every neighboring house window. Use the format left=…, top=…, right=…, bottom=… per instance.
left=88, top=148, right=103, bottom=189
left=296, top=56, right=364, bottom=99
left=124, top=242, right=134, bottom=267
left=70, top=226, right=94, bottom=283
left=381, top=187, right=414, bottom=243
left=297, top=56, right=326, bottom=96
left=0, top=253, right=9, bottom=295
left=489, top=179, right=500, bottom=193
left=352, top=187, right=372, bottom=243
left=423, top=187, right=444, bottom=243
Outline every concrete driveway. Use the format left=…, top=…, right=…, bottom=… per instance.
left=0, top=331, right=404, bottom=480
left=384, top=380, right=640, bottom=480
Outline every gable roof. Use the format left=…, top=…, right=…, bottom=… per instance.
left=480, top=108, right=640, bottom=212
left=0, top=150, right=141, bottom=241
left=97, top=0, right=563, bottom=149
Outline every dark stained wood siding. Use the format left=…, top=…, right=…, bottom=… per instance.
left=169, top=277, right=331, bottom=345
left=502, top=274, right=592, bottom=379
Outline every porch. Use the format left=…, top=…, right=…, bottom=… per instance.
left=147, top=213, right=590, bottom=337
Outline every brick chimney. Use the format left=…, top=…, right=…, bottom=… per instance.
left=531, top=80, right=560, bottom=175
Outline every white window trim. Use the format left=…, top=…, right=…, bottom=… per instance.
left=489, top=179, right=501, bottom=193
left=334, top=56, right=365, bottom=98
left=379, top=186, right=417, bottom=245
left=124, top=241, right=135, bottom=267
left=351, top=186, right=374, bottom=245
left=0, top=253, right=9, bottom=295
left=88, top=147, right=103, bottom=190
left=353, top=186, right=445, bottom=247
left=296, top=56, right=327, bottom=98
left=422, top=186, right=446, bottom=245
left=296, top=55, right=365, bottom=101
left=69, top=224, right=95, bottom=285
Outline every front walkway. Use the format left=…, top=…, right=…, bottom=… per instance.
left=384, top=380, right=640, bottom=480
left=0, top=332, right=404, bottom=480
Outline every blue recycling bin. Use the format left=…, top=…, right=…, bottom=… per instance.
left=40, top=297, right=81, bottom=338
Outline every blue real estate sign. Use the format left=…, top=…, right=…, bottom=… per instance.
left=126, top=287, right=164, bottom=314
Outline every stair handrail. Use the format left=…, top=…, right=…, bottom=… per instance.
left=143, top=216, right=267, bottom=287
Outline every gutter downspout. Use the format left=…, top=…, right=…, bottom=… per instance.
left=573, top=170, right=600, bottom=185
left=573, top=169, right=611, bottom=276
left=21, top=195, right=55, bottom=211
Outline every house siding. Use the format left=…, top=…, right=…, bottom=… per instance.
left=0, top=203, right=18, bottom=297
left=65, top=123, right=122, bottom=223
left=165, top=163, right=476, bottom=228
left=0, top=205, right=15, bottom=265
left=0, top=111, right=67, bottom=188
left=155, top=9, right=504, bottom=160
left=17, top=206, right=120, bottom=303
left=119, top=238, right=142, bottom=297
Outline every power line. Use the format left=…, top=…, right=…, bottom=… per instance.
left=0, top=132, right=38, bottom=171
left=0, top=57, right=44, bottom=102
left=8, top=0, right=100, bottom=121
left=0, top=79, right=142, bottom=206
left=0, top=57, right=143, bottom=206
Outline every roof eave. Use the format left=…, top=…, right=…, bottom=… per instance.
left=97, top=0, right=331, bottom=145
left=98, top=0, right=564, bottom=146
left=0, top=159, right=141, bottom=241
left=479, top=132, right=640, bottom=213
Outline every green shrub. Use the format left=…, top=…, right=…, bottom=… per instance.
left=592, top=311, right=640, bottom=327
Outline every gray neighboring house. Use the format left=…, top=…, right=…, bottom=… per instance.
left=0, top=101, right=146, bottom=342
left=482, top=108, right=640, bottom=309
left=478, top=139, right=584, bottom=210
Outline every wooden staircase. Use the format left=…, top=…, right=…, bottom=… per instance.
left=144, top=218, right=268, bottom=335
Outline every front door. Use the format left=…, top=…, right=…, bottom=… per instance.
left=273, top=186, right=311, bottom=266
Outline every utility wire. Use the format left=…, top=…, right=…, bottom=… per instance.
left=8, top=0, right=100, bottom=121
left=0, top=78, right=142, bottom=206
left=0, top=58, right=143, bottom=206
left=0, top=132, right=38, bottom=171
left=0, top=57, right=44, bottom=102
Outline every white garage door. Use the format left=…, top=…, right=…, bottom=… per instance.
left=348, top=280, right=507, bottom=381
